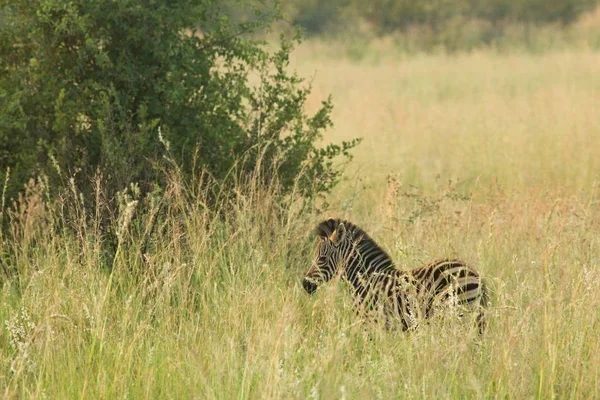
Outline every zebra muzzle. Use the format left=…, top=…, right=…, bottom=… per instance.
left=302, top=278, right=318, bottom=294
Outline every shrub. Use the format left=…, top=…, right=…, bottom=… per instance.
left=0, top=0, right=360, bottom=206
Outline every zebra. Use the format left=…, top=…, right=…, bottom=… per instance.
left=302, top=218, right=489, bottom=332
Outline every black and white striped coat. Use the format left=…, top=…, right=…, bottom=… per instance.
left=303, top=218, right=489, bottom=332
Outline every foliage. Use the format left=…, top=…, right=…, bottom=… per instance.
left=0, top=0, right=359, bottom=207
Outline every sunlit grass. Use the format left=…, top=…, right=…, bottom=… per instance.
left=296, top=48, right=600, bottom=192
left=2, top=44, right=600, bottom=398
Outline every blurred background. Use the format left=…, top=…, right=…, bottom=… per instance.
left=271, top=0, right=600, bottom=211
left=254, top=0, right=600, bottom=53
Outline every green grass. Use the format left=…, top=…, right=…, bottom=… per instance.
left=2, top=44, right=600, bottom=399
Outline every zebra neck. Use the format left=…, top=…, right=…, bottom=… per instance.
left=343, top=240, right=396, bottom=286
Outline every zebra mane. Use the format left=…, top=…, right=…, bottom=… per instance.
left=314, top=218, right=340, bottom=238
left=314, top=218, right=395, bottom=267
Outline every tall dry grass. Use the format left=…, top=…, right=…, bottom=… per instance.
left=2, top=44, right=600, bottom=398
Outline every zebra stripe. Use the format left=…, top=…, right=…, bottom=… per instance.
left=302, top=218, right=489, bottom=332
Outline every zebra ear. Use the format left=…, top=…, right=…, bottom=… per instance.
left=329, top=223, right=346, bottom=246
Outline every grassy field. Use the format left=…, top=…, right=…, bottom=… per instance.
left=2, top=44, right=600, bottom=398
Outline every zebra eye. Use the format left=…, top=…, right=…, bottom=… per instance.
left=317, top=256, right=328, bottom=263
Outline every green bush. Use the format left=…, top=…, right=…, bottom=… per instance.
left=0, top=0, right=359, bottom=206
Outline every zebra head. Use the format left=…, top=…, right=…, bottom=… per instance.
left=302, top=220, right=349, bottom=294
